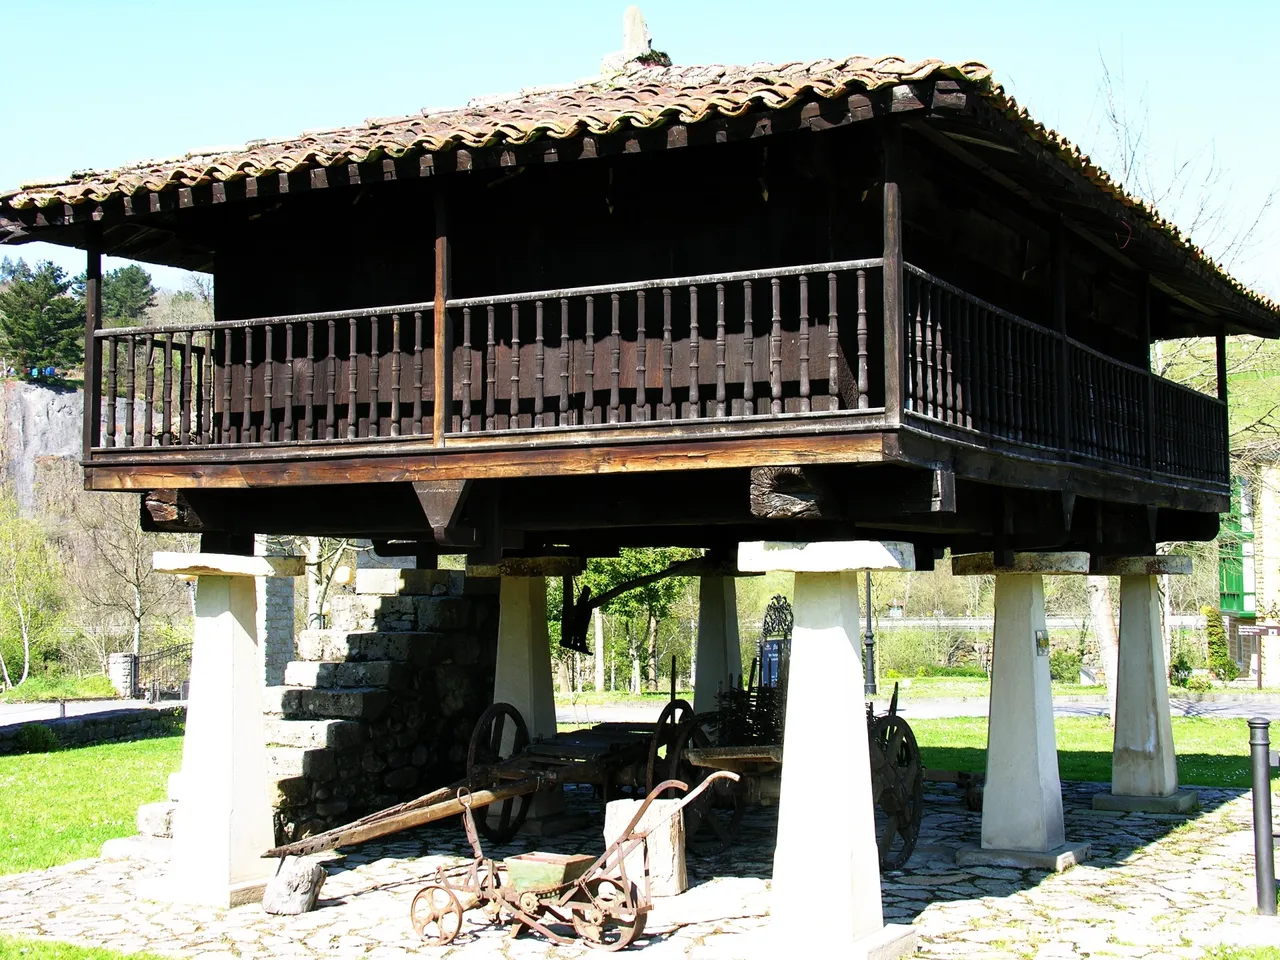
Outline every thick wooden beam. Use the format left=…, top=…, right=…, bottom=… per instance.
left=433, top=194, right=452, bottom=446
left=882, top=124, right=905, bottom=425
left=82, top=222, right=103, bottom=462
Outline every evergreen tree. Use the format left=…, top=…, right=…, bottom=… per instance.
left=0, top=260, right=83, bottom=373
left=101, top=264, right=157, bottom=324
left=1201, top=604, right=1239, bottom=683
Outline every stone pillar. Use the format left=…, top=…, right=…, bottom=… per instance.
left=953, top=552, right=1091, bottom=871
left=139, top=552, right=304, bottom=908
left=692, top=577, right=743, bottom=714
left=255, top=536, right=295, bottom=688
left=1092, top=557, right=1198, bottom=813
left=739, top=540, right=917, bottom=960
left=107, top=651, right=137, bottom=698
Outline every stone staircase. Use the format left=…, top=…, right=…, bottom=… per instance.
left=125, top=568, right=499, bottom=851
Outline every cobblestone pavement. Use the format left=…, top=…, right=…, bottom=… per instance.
left=1, top=782, right=1276, bottom=959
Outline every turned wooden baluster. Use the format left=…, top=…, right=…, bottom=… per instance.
left=390, top=314, right=401, bottom=436
left=688, top=285, right=700, bottom=418
left=534, top=300, right=546, bottom=427
left=198, top=333, right=210, bottom=445
left=770, top=278, right=783, bottom=414
left=262, top=326, right=274, bottom=443
left=608, top=293, right=621, bottom=423
left=124, top=335, right=136, bottom=447
left=368, top=316, right=380, bottom=438
left=585, top=296, right=596, bottom=424
left=413, top=311, right=424, bottom=435
left=558, top=299, right=570, bottom=426
left=485, top=306, right=497, bottom=431
left=326, top=320, right=338, bottom=440
left=304, top=321, right=315, bottom=441
left=661, top=288, right=673, bottom=419
left=636, top=291, right=648, bottom=421
left=799, top=275, right=812, bottom=413
left=461, top=308, right=472, bottom=433
left=242, top=328, right=254, bottom=443
left=144, top=334, right=156, bottom=447
left=913, top=284, right=925, bottom=414
left=855, top=270, right=868, bottom=410
left=957, top=301, right=970, bottom=429
left=827, top=273, right=840, bottom=410
left=282, top=324, right=294, bottom=441
left=510, top=303, right=521, bottom=428
left=222, top=329, right=234, bottom=443
left=104, top=337, right=117, bottom=447
left=347, top=318, right=358, bottom=438
left=181, top=331, right=193, bottom=445
left=924, top=290, right=935, bottom=419
left=742, top=281, right=754, bottom=414
left=936, top=291, right=949, bottom=422
left=715, top=283, right=727, bottom=417
left=161, top=335, right=174, bottom=446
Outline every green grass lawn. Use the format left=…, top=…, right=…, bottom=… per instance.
left=1204, top=948, right=1280, bottom=960
left=0, top=675, right=116, bottom=703
left=0, top=937, right=164, bottom=960
left=915, top=715, right=1280, bottom=788
left=0, top=736, right=183, bottom=875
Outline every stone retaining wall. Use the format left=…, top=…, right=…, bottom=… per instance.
left=0, top=705, right=185, bottom=755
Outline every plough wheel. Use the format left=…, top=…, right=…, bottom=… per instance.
left=645, top=699, right=694, bottom=794
left=570, top=877, right=646, bottom=951
left=467, top=702, right=531, bottom=842
left=666, top=716, right=744, bottom=856
left=869, top=713, right=924, bottom=870
left=410, top=883, right=465, bottom=946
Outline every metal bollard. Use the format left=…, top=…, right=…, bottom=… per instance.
left=1248, top=717, right=1277, bottom=916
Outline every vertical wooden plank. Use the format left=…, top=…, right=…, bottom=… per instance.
left=882, top=125, right=904, bottom=424
left=688, top=286, right=700, bottom=418
left=243, top=327, right=254, bottom=443
left=715, top=283, right=727, bottom=417
left=461, top=309, right=472, bottom=432
left=661, top=289, right=673, bottom=419
left=82, top=223, right=103, bottom=457
left=742, top=281, right=754, bottom=413
left=413, top=311, right=425, bottom=435
left=433, top=195, right=452, bottom=444
left=222, top=329, right=234, bottom=443
left=913, top=283, right=924, bottom=413
left=369, top=315, right=380, bottom=437
left=558, top=299, right=570, bottom=426
left=485, top=306, right=497, bottom=430
left=124, top=335, right=136, bottom=447
left=180, top=331, right=193, bottom=445
left=769, top=278, right=782, bottom=414
left=162, top=336, right=174, bottom=446
left=636, top=291, right=648, bottom=421
left=827, top=273, right=840, bottom=411
left=799, top=275, right=811, bottom=413
left=347, top=317, right=358, bottom=439
left=262, top=326, right=274, bottom=443
left=855, top=270, right=869, bottom=410
left=957, top=298, right=969, bottom=429
left=924, top=288, right=935, bottom=418
left=282, top=325, right=294, bottom=441
left=608, top=293, right=621, bottom=423
left=144, top=335, right=155, bottom=447
left=104, top=336, right=117, bottom=447
left=510, top=303, right=521, bottom=428
left=198, top=333, right=210, bottom=445
left=535, top=300, right=545, bottom=427
left=304, top=322, right=315, bottom=441
left=585, top=297, right=596, bottom=424
left=390, top=314, right=402, bottom=436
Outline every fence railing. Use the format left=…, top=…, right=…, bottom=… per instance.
left=135, top=642, right=193, bottom=700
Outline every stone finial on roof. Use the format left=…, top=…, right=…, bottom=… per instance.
left=601, top=6, right=671, bottom=78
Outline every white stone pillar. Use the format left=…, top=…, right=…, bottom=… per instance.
left=1092, top=557, right=1198, bottom=813
left=139, top=552, right=304, bottom=908
left=692, top=576, right=743, bottom=714
left=952, top=552, right=1091, bottom=871
left=739, top=541, right=917, bottom=960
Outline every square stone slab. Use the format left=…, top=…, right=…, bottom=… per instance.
left=955, top=841, right=1091, bottom=872
left=1092, top=789, right=1200, bottom=814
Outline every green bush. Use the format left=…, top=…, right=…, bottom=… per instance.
left=1168, top=650, right=1193, bottom=687
left=876, top=628, right=954, bottom=677
left=13, top=724, right=59, bottom=754
left=1185, top=675, right=1214, bottom=693
left=1202, top=605, right=1239, bottom=683
left=1049, top=649, right=1082, bottom=684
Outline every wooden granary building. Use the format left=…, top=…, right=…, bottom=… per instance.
left=3, top=55, right=1275, bottom=560
left=5, top=38, right=1279, bottom=953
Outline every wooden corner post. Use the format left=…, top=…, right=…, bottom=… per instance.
left=1051, top=224, right=1071, bottom=454
left=882, top=123, right=904, bottom=425
left=1216, top=327, right=1229, bottom=479
left=82, top=222, right=103, bottom=462
left=433, top=193, right=452, bottom=446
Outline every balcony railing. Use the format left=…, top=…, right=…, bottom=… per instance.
left=85, top=258, right=1227, bottom=490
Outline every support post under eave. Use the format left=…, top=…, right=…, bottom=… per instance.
left=82, top=222, right=103, bottom=462
left=882, top=124, right=904, bottom=425
left=433, top=193, right=452, bottom=446
left=1216, top=329, right=1230, bottom=480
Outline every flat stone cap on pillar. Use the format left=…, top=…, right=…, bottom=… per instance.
left=1091, top=555, right=1192, bottom=576
left=466, top=556, right=585, bottom=578
left=153, top=552, right=306, bottom=578
left=737, top=540, right=914, bottom=573
left=951, top=551, right=1089, bottom=577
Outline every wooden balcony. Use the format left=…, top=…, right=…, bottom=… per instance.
left=82, top=258, right=1228, bottom=507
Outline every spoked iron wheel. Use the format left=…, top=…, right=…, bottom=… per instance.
left=869, top=713, right=924, bottom=870
left=644, top=698, right=694, bottom=793
left=410, top=883, right=465, bottom=946
left=467, top=701, right=531, bottom=842
left=570, top=877, right=647, bottom=952
left=667, top=716, right=744, bottom=856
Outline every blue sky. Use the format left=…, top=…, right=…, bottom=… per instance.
left=1, top=0, right=1276, bottom=299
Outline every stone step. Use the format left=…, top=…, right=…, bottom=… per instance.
left=355, top=567, right=459, bottom=597
left=326, top=594, right=475, bottom=635
left=137, top=800, right=177, bottom=839
left=264, top=718, right=362, bottom=750
left=266, top=747, right=338, bottom=782
left=283, top=659, right=408, bottom=690
left=264, top=685, right=392, bottom=721
left=295, top=629, right=419, bottom=663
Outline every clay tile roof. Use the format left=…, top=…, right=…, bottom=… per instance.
left=1, top=55, right=1274, bottom=317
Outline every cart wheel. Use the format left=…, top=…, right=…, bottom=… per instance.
left=467, top=702, right=531, bottom=843
left=410, top=883, right=465, bottom=946
left=645, top=699, right=694, bottom=793
left=667, top=716, right=743, bottom=856
left=570, top=877, right=646, bottom=951
left=869, top=713, right=924, bottom=870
